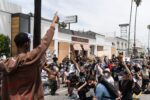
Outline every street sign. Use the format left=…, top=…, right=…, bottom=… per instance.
left=64, top=15, right=77, bottom=24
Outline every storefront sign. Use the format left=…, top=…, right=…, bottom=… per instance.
left=72, top=37, right=89, bottom=43
left=64, top=15, right=78, bottom=24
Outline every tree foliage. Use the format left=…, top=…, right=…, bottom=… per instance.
left=0, top=34, right=10, bottom=57
left=59, top=22, right=67, bottom=29
left=134, top=0, right=142, bottom=7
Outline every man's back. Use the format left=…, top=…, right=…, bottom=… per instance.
left=0, top=14, right=58, bottom=99
left=1, top=52, right=45, bottom=99
left=0, top=13, right=59, bottom=100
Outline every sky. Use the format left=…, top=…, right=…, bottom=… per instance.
left=8, top=0, right=150, bottom=46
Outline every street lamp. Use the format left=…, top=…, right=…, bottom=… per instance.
left=147, top=25, right=150, bottom=56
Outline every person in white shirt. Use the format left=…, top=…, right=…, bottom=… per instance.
left=103, top=68, right=115, bottom=86
left=94, top=59, right=103, bottom=81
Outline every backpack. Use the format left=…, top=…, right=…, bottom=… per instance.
left=98, top=76, right=119, bottom=99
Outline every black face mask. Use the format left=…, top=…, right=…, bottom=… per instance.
left=80, top=72, right=85, bottom=76
left=89, top=84, right=95, bottom=88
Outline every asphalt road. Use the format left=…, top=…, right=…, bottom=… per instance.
left=44, top=85, right=150, bottom=100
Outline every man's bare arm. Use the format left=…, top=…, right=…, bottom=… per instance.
left=70, top=45, right=81, bottom=72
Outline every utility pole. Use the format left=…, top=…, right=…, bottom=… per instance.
left=33, top=0, right=41, bottom=48
left=133, top=5, right=138, bottom=57
left=68, top=23, right=70, bottom=30
left=147, top=25, right=150, bottom=56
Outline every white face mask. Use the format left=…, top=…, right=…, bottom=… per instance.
left=118, top=76, right=123, bottom=80
left=104, top=73, right=109, bottom=77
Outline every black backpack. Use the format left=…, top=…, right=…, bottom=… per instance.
left=98, top=76, right=119, bottom=99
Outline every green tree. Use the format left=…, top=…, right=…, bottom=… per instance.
left=59, top=22, right=67, bottom=29
left=0, top=34, right=10, bottom=57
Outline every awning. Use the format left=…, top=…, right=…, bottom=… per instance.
left=73, top=44, right=82, bottom=50
left=82, top=44, right=90, bottom=50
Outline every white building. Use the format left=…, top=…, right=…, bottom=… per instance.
left=130, top=39, right=146, bottom=56
left=3, top=11, right=129, bottom=61
left=115, top=37, right=128, bottom=56
left=0, top=0, right=145, bottom=60
left=0, top=0, right=21, bottom=38
left=30, top=16, right=113, bottom=61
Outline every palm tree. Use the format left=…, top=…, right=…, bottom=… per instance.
left=133, top=0, right=142, bottom=57
left=147, top=25, right=150, bottom=56
left=128, top=0, right=134, bottom=56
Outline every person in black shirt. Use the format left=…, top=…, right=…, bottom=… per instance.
left=85, top=76, right=96, bottom=100
left=53, top=54, right=58, bottom=64
left=119, top=71, right=134, bottom=100
left=76, top=67, right=87, bottom=100
left=117, top=53, right=134, bottom=100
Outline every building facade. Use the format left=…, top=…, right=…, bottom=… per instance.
left=6, top=12, right=132, bottom=62
left=115, top=37, right=128, bottom=56
left=0, top=0, right=21, bottom=38
left=0, top=0, right=145, bottom=61
left=130, top=39, right=146, bottom=57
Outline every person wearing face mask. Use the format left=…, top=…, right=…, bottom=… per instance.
left=119, top=71, right=134, bottom=100
left=70, top=48, right=88, bottom=100
left=103, top=68, right=114, bottom=86
left=85, top=76, right=96, bottom=100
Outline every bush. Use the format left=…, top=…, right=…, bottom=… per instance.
left=0, top=34, right=10, bottom=57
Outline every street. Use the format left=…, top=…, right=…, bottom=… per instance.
left=44, top=85, right=150, bottom=100
left=1, top=0, right=150, bottom=100
left=44, top=85, right=70, bottom=100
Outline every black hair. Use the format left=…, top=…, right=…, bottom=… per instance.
left=97, top=75, right=104, bottom=83
left=14, top=32, right=30, bottom=48
left=87, top=75, right=95, bottom=81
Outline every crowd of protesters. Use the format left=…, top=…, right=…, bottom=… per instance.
left=43, top=47, right=150, bottom=100
left=0, top=13, right=150, bottom=100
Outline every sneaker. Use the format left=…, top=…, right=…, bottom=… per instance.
left=68, top=94, right=77, bottom=99
left=143, top=90, right=150, bottom=94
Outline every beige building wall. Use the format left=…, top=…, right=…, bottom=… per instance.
left=11, top=16, right=20, bottom=56
left=58, top=42, right=70, bottom=63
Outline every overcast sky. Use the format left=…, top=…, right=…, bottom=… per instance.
left=9, top=0, right=150, bottom=46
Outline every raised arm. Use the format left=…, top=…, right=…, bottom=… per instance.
left=118, top=55, right=132, bottom=80
left=1, top=13, right=59, bottom=73
left=118, top=56, right=131, bottom=75
left=42, top=63, right=53, bottom=74
left=77, top=81, right=87, bottom=91
left=70, top=45, right=81, bottom=72
left=93, top=56, right=103, bottom=75
left=24, top=13, right=59, bottom=65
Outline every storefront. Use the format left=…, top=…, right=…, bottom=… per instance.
left=71, top=36, right=90, bottom=57
left=56, top=29, right=92, bottom=63
left=10, top=13, right=118, bottom=62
